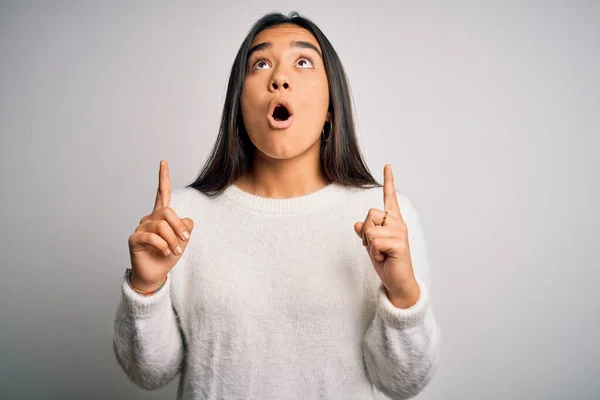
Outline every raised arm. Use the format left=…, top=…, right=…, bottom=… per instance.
left=113, top=160, right=193, bottom=389
left=355, top=165, right=441, bottom=398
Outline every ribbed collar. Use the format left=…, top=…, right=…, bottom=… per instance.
left=220, top=182, right=349, bottom=215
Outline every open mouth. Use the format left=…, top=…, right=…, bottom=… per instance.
left=272, top=105, right=291, bottom=121
left=267, top=99, right=294, bottom=130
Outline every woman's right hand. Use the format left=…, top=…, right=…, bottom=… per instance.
left=127, top=160, right=194, bottom=292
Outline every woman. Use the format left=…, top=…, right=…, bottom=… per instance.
left=114, top=11, right=440, bottom=400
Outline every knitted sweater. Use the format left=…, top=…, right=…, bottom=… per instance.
left=113, top=182, right=440, bottom=399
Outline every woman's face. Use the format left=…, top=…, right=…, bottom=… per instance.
left=240, top=24, right=330, bottom=160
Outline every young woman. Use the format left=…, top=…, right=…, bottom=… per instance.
left=114, top=12, right=440, bottom=400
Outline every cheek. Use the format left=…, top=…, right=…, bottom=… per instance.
left=298, top=75, right=329, bottom=115
left=240, top=81, right=262, bottom=126
left=240, top=82, right=252, bottom=113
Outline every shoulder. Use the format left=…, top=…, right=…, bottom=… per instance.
left=169, top=186, right=212, bottom=217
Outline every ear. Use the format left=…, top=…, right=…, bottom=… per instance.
left=326, top=111, right=331, bottom=123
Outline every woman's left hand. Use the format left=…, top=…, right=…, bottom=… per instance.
left=353, top=164, right=420, bottom=308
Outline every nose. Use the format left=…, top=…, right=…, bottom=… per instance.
left=269, top=73, right=291, bottom=92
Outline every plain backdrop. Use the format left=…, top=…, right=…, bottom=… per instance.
left=1, top=1, right=598, bottom=399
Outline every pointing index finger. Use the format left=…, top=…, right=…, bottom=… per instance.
left=153, top=160, right=171, bottom=211
left=383, top=164, right=401, bottom=218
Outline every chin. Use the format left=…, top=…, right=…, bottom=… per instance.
left=247, top=126, right=320, bottom=158
left=257, top=146, right=299, bottom=160
left=253, top=140, right=315, bottom=161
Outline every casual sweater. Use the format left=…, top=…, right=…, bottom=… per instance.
left=113, top=182, right=440, bottom=400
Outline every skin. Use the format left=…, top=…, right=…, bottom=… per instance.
left=128, top=160, right=194, bottom=292
left=236, top=24, right=331, bottom=198
left=353, top=165, right=420, bottom=308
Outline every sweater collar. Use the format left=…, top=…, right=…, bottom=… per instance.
left=220, top=181, right=349, bottom=215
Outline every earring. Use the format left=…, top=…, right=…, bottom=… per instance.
left=322, top=121, right=332, bottom=142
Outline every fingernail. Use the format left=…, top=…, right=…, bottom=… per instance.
left=164, top=249, right=171, bottom=256
left=183, top=231, right=190, bottom=240
left=176, top=246, right=182, bottom=255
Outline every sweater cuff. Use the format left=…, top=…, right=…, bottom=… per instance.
left=377, top=279, right=429, bottom=330
left=121, top=271, right=172, bottom=319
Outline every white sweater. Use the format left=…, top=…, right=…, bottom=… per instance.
left=113, top=182, right=440, bottom=399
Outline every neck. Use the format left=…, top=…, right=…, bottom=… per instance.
left=236, top=150, right=328, bottom=199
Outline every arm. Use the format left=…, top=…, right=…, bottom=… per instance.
left=363, top=203, right=441, bottom=399
left=112, top=271, right=185, bottom=390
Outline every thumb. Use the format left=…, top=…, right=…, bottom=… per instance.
left=182, top=218, right=194, bottom=233
left=353, top=222, right=363, bottom=239
left=178, top=218, right=195, bottom=254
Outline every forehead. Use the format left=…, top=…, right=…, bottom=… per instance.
left=250, top=24, right=321, bottom=52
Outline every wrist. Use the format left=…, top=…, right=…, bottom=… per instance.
left=127, top=269, right=167, bottom=294
left=386, top=279, right=420, bottom=309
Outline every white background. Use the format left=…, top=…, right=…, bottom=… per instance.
left=1, top=1, right=598, bottom=399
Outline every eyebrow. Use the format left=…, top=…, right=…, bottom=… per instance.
left=247, top=40, right=323, bottom=60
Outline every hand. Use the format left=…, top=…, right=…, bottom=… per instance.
left=353, top=165, right=420, bottom=308
left=128, top=160, right=194, bottom=291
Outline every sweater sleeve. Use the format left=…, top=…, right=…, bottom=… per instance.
left=112, top=271, right=185, bottom=390
left=363, top=199, right=441, bottom=399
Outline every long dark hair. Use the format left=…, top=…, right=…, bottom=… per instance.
left=187, top=11, right=381, bottom=197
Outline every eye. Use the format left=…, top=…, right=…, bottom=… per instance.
left=297, top=55, right=315, bottom=69
left=252, top=59, right=271, bottom=70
